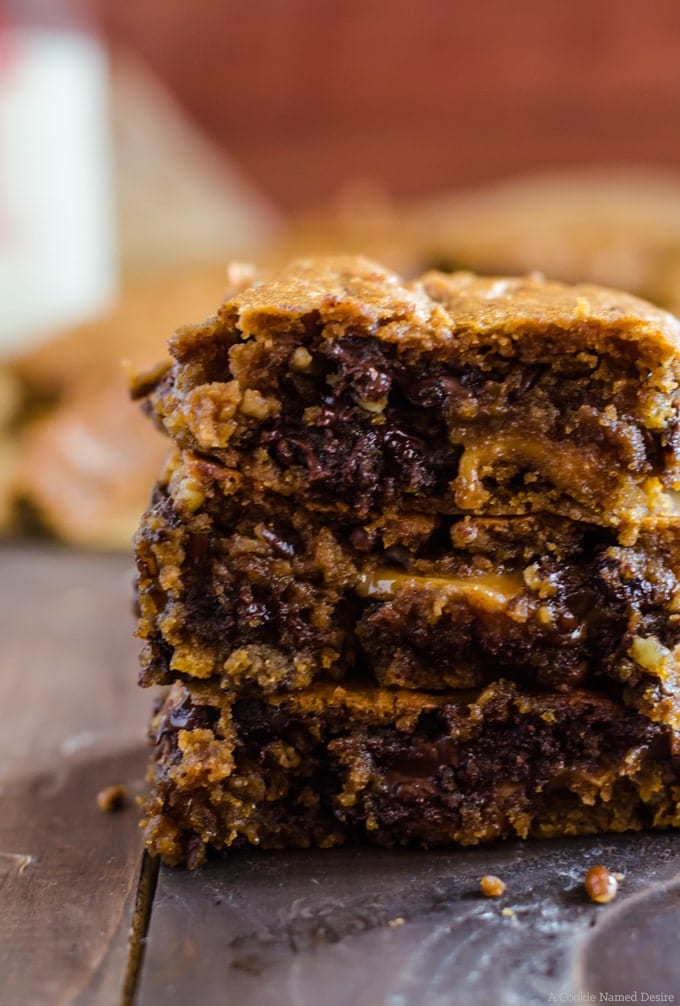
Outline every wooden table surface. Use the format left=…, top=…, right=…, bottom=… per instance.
left=3, top=544, right=680, bottom=1005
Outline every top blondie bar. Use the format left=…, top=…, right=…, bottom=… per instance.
left=136, top=257, right=680, bottom=536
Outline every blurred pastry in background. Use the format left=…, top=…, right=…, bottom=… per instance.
left=278, top=181, right=419, bottom=276
left=414, top=169, right=680, bottom=313
left=282, top=169, right=680, bottom=312
left=0, top=367, right=22, bottom=530
left=1, top=269, right=229, bottom=548
left=0, top=50, right=281, bottom=551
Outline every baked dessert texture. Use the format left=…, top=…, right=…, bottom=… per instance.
left=143, top=679, right=680, bottom=868
left=135, top=257, right=680, bottom=535
left=132, top=256, right=680, bottom=865
left=7, top=170, right=680, bottom=550
left=135, top=448, right=680, bottom=727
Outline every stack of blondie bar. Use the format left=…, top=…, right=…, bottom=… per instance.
left=133, top=257, right=680, bottom=867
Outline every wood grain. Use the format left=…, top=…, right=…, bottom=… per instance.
left=138, top=833, right=680, bottom=1005
left=0, top=546, right=151, bottom=1006
left=4, top=545, right=680, bottom=1003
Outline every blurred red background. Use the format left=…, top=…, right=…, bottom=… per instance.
left=98, top=0, right=680, bottom=211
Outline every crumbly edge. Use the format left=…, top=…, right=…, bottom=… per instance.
left=137, top=278, right=680, bottom=529
left=134, top=454, right=680, bottom=726
left=142, top=678, right=680, bottom=867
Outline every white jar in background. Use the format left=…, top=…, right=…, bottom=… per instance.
left=0, top=9, right=116, bottom=355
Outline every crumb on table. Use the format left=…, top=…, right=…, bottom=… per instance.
left=584, top=865, right=619, bottom=904
left=96, top=784, right=127, bottom=813
left=480, top=874, right=507, bottom=897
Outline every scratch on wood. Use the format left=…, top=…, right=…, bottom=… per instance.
left=121, top=852, right=159, bottom=1006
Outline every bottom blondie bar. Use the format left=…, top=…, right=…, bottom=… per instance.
left=144, top=680, right=680, bottom=867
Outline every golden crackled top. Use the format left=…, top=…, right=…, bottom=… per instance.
left=185, top=255, right=680, bottom=358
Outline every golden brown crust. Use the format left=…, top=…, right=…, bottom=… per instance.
left=219, top=256, right=680, bottom=357
left=419, top=271, right=680, bottom=357
left=138, top=257, right=680, bottom=534
left=279, top=171, right=680, bottom=315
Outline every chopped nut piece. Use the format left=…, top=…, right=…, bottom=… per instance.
left=480, top=874, right=507, bottom=897
left=290, top=346, right=313, bottom=371
left=355, top=395, right=388, bottom=414
left=240, top=388, right=278, bottom=420
left=584, top=865, right=619, bottom=903
left=97, top=784, right=127, bottom=813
